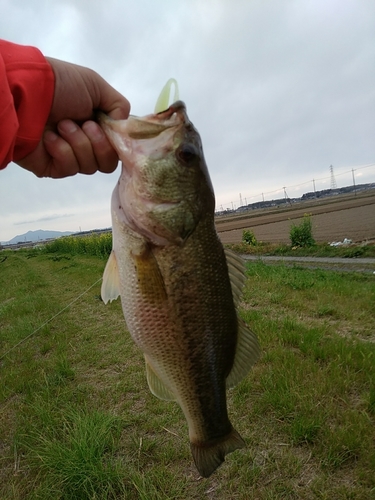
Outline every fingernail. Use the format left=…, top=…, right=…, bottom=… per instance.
left=58, top=120, right=78, bottom=134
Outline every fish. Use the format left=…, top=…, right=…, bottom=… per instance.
left=98, top=87, right=260, bottom=478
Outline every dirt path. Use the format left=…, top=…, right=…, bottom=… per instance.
left=216, top=190, right=375, bottom=244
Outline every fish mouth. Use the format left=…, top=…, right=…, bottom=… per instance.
left=155, top=100, right=187, bottom=119
left=127, top=101, right=188, bottom=138
left=97, top=101, right=190, bottom=186
left=97, top=101, right=188, bottom=140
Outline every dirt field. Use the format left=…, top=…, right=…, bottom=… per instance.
left=216, top=189, right=375, bottom=244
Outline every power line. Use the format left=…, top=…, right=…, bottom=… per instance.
left=216, top=162, right=375, bottom=211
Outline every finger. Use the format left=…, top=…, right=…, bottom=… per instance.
left=92, top=74, right=131, bottom=120
left=44, top=130, right=82, bottom=178
left=18, top=131, right=80, bottom=178
left=82, top=120, right=119, bottom=174
left=106, top=98, right=131, bottom=121
left=57, top=120, right=99, bottom=175
left=16, top=138, right=53, bottom=177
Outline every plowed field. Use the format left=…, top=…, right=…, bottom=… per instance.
left=216, top=190, right=375, bottom=244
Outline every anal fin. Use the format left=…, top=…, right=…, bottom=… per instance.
left=145, top=355, right=176, bottom=401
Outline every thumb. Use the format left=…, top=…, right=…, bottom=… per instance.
left=94, top=76, right=131, bottom=121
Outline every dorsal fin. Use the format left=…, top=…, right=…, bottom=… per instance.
left=224, top=248, right=247, bottom=306
left=101, top=250, right=121, bottom=304
left=226, top=317, right=261, bottom=389
left=224, top=249, right=261, bottom=387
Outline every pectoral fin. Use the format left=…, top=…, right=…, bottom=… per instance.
left=132, top=247, right=167, bottom=303
left=145, top=355, right=176, bottom=401
left=226, top=317, right=261, bottom=389
left=101, top=250, right=121, bottom=304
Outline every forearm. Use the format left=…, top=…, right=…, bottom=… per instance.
left=0, top=40, right=55, bottom=169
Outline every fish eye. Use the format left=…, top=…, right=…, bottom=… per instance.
left=177, top=144, right=199, bottom=165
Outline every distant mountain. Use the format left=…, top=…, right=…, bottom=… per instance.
left=2, top=230, right=73, bottom=245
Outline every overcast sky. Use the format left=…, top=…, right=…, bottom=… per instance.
left=1, top=0, right=374, bottom=242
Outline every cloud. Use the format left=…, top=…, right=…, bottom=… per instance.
left=0, top=0, right=374, bottom=241
left=14, top=213, right=74, bottom=225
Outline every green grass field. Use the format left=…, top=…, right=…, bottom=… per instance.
left=0, top=241, right=374, bottom=499
left=228, top=240, right=375, bottom=259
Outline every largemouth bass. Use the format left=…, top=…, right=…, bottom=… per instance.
left=99, top=97, right=260, bottom=478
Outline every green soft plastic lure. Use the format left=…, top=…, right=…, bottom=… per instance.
left=154, top=78, right=179, bottom=113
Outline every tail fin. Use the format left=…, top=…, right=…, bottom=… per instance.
left=190, top=428, right=245, bottom=478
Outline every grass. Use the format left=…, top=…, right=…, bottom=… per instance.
left=18, top=407, right=126, bottom=499
left=227, top=240, right=375, bottom=258
left=0, top=246, right=374, bottom=499
left=43, top=232, right=112, bottom=259
left=32, top=229, right=375, bottom=260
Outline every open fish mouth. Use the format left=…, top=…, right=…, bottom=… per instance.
left=96, top=79, right=187, bottom=156
left=127, top=104, right=184, bottom=138
left=155, top=100, right=187, bottom=119
left=96, top=102, right=189, bottom=172
left=97, top=77, right=182, bottom=134
left=98, top=101, right=187, bottom=140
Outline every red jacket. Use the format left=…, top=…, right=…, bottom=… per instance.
left=0, top=40, right=55, bottom=169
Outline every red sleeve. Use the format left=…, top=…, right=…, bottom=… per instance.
left=0, top=40, right=55, bottom=169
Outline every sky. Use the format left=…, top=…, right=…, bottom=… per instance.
left=1, top=0, right=374, bottom=242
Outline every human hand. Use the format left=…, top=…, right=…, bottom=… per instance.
left=16, top=58, right=130, bottom=178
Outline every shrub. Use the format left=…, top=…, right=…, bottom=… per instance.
left=290, top=214, right=315, bottom=247
left=242, top=229, right=257, bottom=246
left=44, top=233, right=112, bottom=258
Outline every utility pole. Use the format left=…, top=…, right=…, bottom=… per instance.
left=283, top=187, right=291, bottom=206
left=352, top=169, right=356, bottom=196
left=239, top=193, right=243, bottom=207
left=312, top=179, right=316, bottom=196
